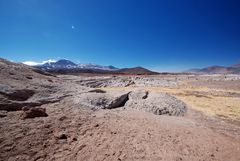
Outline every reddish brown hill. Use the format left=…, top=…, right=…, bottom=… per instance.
left=116, top=67, right=159, bottom=75
left=200, top=66, right=234, bottom=74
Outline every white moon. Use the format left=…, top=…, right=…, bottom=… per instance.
left=71, top=25, right=75, bottom=29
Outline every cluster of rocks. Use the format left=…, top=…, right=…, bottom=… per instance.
left=76, top=76, right=135, bottom=88
left=76, top=76, right=178, bottom=88
left=133, top=77, right=177, bottom=87
left=0, top=84, right=66, bottom=119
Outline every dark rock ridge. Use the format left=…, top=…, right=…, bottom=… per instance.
left=0, top=85, right=35, bottom=101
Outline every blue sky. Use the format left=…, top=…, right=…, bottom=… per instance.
left=0, top=0, right=240, bottom=72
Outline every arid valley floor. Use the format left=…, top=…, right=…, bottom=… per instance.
left=1, top=58, right=240, bottom=161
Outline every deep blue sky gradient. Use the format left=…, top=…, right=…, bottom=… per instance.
left=0, top=0, right=240, bottom=71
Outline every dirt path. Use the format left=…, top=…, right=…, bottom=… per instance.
left=67, top=109, right=240, bottom=161
left=2, top=99, right=240, bottom=161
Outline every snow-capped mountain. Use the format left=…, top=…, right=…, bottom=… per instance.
left=77, top=63, right=118, bottom=71
left=34, top=59, right=118, bottom=71
left=40, top=59, right=77, bottom=70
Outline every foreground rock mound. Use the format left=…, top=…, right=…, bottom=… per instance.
left=126, top=90, right=187, bottom=116
left=0, top=58, right=65, bottom=112
left=76, top=89, right=187, bottom=116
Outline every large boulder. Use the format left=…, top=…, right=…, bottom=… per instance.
left=74, top=91, right=130, bottom=109
left=126, top=90, right=187, bottom=116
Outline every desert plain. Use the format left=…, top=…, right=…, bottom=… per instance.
left=1, top=58, right=240, bottom=161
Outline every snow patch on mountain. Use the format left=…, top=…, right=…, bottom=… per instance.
left=23, top=59, right=56, bottom=66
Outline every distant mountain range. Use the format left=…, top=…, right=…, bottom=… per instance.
left=186, top=63, right=240, bottom=74
left=37, top=59, right=119, bottom=71
left=32, top=59, right=158, bottom=75
left=23, top=59, right=240, bottom=74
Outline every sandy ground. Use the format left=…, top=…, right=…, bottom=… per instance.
left=1, top=59, right=240, bottom=161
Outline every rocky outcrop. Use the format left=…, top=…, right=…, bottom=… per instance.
left=75, top=91, right=130, bottom=110
left=0, top=94, right=70, bottom=111
left=128, top=90, right=148, bottom=100
left=105, top=92, right=129, bottom=109
left=0, top=84, right=35, bottom=101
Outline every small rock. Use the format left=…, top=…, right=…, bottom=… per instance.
left=78, top=144, right=86, bottom=151
left=57, top=134, right=67, bottom=140
left=23, top=107, right=48, bottom=119
left=58, top=116, right=67, bottom=121
left=26, top=76, right=33, bottom=79
left=43, top=124, right=51, bottom=128
left=0, top=114, right=7, bottom=118
left=111, top=132, right=117, bottom=134
left=88, top=89, right=106, bottom=93
left=22, top=106, right=31, bottom=111
left=72, top=138, right=78, bottom=141
left=0, top=111, right=7, bottom=118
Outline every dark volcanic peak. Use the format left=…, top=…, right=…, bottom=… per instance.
left=41, top=59, right=77, bottom=70
left=54, top=59, right=76, bottom=66
left=108, top=65, right=119, bottom=70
